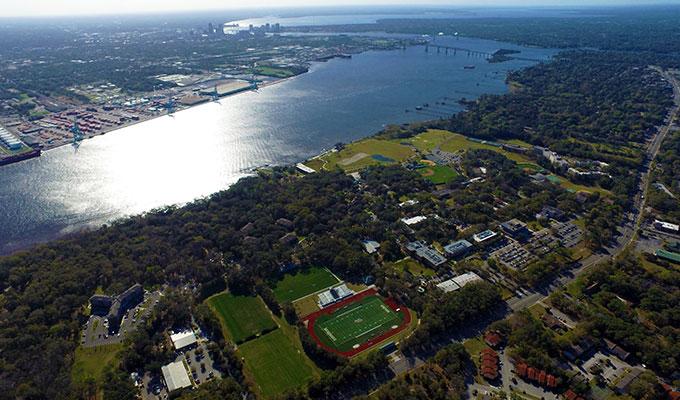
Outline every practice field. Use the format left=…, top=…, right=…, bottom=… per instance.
left=312, top=294, right=405, bottom=353
left=207, top=292, right=277, bottom=344
left=272, top=267, right=339, bottom=303
left=239, top=329, right=316, bottom=398
left=419, top=164, right=459, bottom=184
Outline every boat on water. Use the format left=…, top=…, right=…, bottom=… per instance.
left=464, top=65, right=476, bottom=70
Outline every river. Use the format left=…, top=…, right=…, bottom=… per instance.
left=0, top=36, right=557, bottom=254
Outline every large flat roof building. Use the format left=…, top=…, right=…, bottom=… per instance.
left=654, top=219, right=679, bottom=234
left=452, top=272, right=483, bottom=288
left=443, top=239, right=473, bottom=258
left=0, top=126, right=22, bottom=151
left=170, top=330, right=198, bottom=351
left=436, top=272, right=483, bottom=293
left=473, top=230, right=498, bottom=244
left=406, top=241, right=447, bottom=268
left=161, top=361, right=192, bottom=392
left=500, top=219, right=531, bottom=241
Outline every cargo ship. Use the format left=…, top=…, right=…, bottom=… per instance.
left=0, top=148, right=41, bottom=166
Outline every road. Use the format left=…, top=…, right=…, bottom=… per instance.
left=632, top=68, right=680, bottom=241
left=390, top=68, right=680, bottom=396
left=509, top=67, right=680, bottom=314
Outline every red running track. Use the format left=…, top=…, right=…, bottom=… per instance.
left=303, top=288, right=412, bottom=357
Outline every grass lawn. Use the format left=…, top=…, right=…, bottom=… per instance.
left=206, top=292, right=277, bottom=343
left=499, top=286, right=514, bottom=300
left=318, top=139, right=414, bottom=172
left=528, top=303, right=547, bottom=319
left=463, top=337, right=488, bottom=371
left=255, top=66, right=296, bottom=78
left=390, top=257, right=436, bottom=277
left=314, top=295, right=404, bottom=352
left=239, top=329, right=316, bottom=398
left=272, top=267, right=339, bottom=303
left=396, top=129, right=454, bottom=152
left=437, top=131, right=534, bottom=164
left=517, top=162, right=544, bottom=172
left=293, top=295, right=322, bottom=318
left=71, top=344, right=122, bottom=389
left=547, top=174, right=610, bottom=195
left=501, top=138, right=533, bottom=149
left=419, top=164, right=459, bottom=184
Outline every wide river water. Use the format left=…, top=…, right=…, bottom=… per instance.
left=0, top=36, right=556, bottom=254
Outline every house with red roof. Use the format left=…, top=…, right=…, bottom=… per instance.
left=484, top=330, right=503, bottom=348
left=480, top=348, right=499, bottom=380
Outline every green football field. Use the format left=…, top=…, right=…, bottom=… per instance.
left=207, top=292, right=277, bottom=344
left=314, top=296, right=404, bottom=352
left=272, top=267, right=339, bottom=303
left=239, top=329, right=316, bottom=398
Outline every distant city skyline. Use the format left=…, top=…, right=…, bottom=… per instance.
left=4, top=0, right=680, bottom=18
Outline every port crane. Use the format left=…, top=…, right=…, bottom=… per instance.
left=164, top=98, right=176, bottom=115
left=70, top=120, right=84, bottom=146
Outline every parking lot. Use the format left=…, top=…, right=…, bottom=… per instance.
left=139, top=329, right=221, bottom=400
left=82, top=290, right=162, bottom=347
left=551, top=221, right=583, bottom=248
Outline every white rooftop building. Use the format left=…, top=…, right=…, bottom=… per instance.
left=318, top=284, right=354, bottom=308
left=401, top=216, right=427, bottom=226
left=0, top=126, right=22, bottom=151
left=161, top=361, right=192, bottom=392
left=436, top=279, right=461, bottom=293
left=399, top=199, right=419, bottom=208
left=362, top=240, right=381, bottom=254
left=436, top=272, right=483, bottom=293
left=170, top=330, right=197, bottom=351
left=654, top=219, right=679, bottom=233
left=451, top=272, right=482, bottom=288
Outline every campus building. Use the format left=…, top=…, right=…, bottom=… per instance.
left=500, top=218, right=532, bottom=241
left=89, top=294, right=113, bottom=316
left=405, top=241, right=447, bottom=268
left=443, top=239, right=473, bottom=258
left=436, top=272, right=483, bottom=293
left=161, top=361, right=192, bottom=392
left=170, top=330, right=198, bottom=351
left=472, top=229, right=498, bottom=245
left=107, top=284, right=144, bottom=332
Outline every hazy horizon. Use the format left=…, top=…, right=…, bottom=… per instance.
left=5, top=0, right=680, bottom=18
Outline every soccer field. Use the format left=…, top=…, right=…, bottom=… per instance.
left=272, top=267, right=338, bottom=303
left=206, top=292, right=277, bottom=344
left=239, top=329, right=315, bottom=398
left=313, top=295, right=404, bottom=352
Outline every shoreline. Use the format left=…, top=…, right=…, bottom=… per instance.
left=0, top=76, right=296, bottom=168
left=0, top=38, right=550, bottom=255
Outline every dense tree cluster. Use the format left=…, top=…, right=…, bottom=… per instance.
left=301, top=6, right=680, bottom=55
left=361, top=343, right=470, bottom=400
left=441, top=51, right=671, bottom=185
left=581, top=255, right=680, bottom=378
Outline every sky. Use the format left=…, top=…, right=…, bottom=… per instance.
left=3, top=0, right=680, bottom=17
